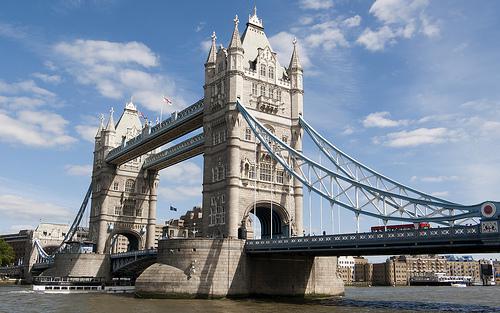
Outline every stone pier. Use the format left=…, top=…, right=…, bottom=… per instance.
left=135, top=238, right=344, bottom=298
left=42, top=253, right=110, bottom=281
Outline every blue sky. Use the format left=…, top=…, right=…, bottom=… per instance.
left=1, top=0, right=500, bottom=258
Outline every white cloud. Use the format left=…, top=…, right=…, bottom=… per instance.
left=53, top=39, right=188, bottom=113
left=160, top=161, right=202, bottom=185
left=343, top=15, right=362, bottom=28
left=357, top=26, right=395, bottom=51
left=0, top=194, right=71, bottom=220
left=357, top=0, right=439, bottom=51
left=32, top=72, right=62, bottom=84
left=0, top=79, right=56, bottom=98
left=195, top=22, right=205, bottom=33
left=377, top=127, right=460, bottom=147
left=158, top=185, right=202, bottom=203
left=430, top=191, right=449, bottom=197
left=65, top=164, right=92, bottom=176
left=305, top=27, right=349, bottom=50
left=411, top=175, right=460, bottom=183
left=269, top=32, right=311, bottom=68
left=299, top=0, right=334, bottom=10
left=0, top=109, right=76, bottom=147
left=342, top=126, right=355, bottom=135
left=75, top=124, right=98, bottom=143
left=363, top=111, right=408, bottom=128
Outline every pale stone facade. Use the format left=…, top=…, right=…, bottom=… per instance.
left=202, top=9, right=304, bottom=240
left=89, top=102, right=160, bottom=253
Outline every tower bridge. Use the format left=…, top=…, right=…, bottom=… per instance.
left=29, top=8, right=500, bottom=298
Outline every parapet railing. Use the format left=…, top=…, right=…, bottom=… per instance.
left=245, top=226, right=481, bottom=251
left=110, top=248, right=157, bottom=259
left=106, top=99, right=204, bottom=162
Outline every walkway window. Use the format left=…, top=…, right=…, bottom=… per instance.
left=269, top=67, right=274, bottom=79
left=125, top=179, right=135, bottom=193
left=260, top=64, right=266, bottom=76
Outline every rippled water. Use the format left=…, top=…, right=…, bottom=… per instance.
left=0, top=285, right=499, bottom=313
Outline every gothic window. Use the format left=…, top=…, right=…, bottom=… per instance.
left=249, top=164, right=256, bottom=179
left=245, top=127, right=252, bottom=140
left=269, top=67, right=274, bottom=79
left=277, top=89, right=282, bottom=101
left=135, top=208, right=142, bottom=217
left=260, top=85, right=265, bottom=96
left=218, top=62, right=223, bottom=73
left=269, top=88, right=274, bottom=99
left=114, top=206, right=122, bottom=215
left=252, top=82, right=258, bottom=95
left=123, top=200, right=136, bottom=216
left=260, top=156, right=272, bottom=182
left=244, top=163, right=249, bottom=178
left=113, top=181, right=119, bottom=191
left=96, top=183, right=101, bottom=193
left=217, top=82, right=222, bottom=95
left=282, top=135, right=288, bottom=144
left=276, top=170, right=284, bottom=184
left=125, top=179, right=135, bottom=193
left=260, top=64, right=266, bottom=76
left=142, top=185, right=146, bottom=193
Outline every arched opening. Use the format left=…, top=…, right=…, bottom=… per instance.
left=108, top=231, right=141, bottom=253
left=241, top=202, right=289, bottom=239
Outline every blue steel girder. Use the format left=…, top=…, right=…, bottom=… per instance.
left=236, top=100, right=499, bottom=225
left=106, top=99, right=204, bottom=165
left=142, top=133, right=205, bottom=170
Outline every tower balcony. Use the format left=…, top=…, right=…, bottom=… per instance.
left=257, top=95, right=281, bottom=114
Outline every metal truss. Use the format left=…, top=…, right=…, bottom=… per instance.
left=237, top=101, right=486, bottom=226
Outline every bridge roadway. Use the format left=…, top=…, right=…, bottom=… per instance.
left=105, top=99, right=203, bottom=165
left=245, top=225, right=500, bottom=256
left=142, top=133, right=204, bottom=170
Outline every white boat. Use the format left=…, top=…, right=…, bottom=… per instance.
left=451, top=283, right=467, bottom=288
left=32, top=276, right=134, bottom=294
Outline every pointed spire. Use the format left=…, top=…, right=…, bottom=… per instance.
left=95, top=113, right=105, bottom=138
left=228, top=15, right=243, bottom=50
left=248, top=5, right=263, bottom=28
left=289, top=37, right=302, bottom=70
left=105, top=107, right=115, bottom=132
left=205, top=31, right=217, bottom=64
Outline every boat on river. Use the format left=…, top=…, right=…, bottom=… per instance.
left=32, top=276, right=134, bottom=294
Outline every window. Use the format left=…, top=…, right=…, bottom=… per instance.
left=218, top=62, right=223, bottom=73
left=212, top=164, right=225, bottom=182
left=269, top=67, right=274, bottom=79
left=269, top=88, right=274, bottom=99
left=252, top=83, right=258, bottom=95
left=123, top=200, right=136, bottom=216
left=142, top=185, right=146, bottom=193
left=245, top=128, right=252, bottom=140
left=135, top=208, right=142, bottom=217
left=260, top=85, right=265, bottom=96
left=114, top=206, right=122, bottom=215
left=209, top=194, right=225, bottom=225
left=277, top=89, right=282, bottom=101
left=125, top=179, right=135, bottom=193
left=276, top=170, right=284, bottom=184
left=260, top=156, right=272, bottom=182
left=260, top=64, right=266, bottom=76
left=113, top=181, right=119, bottom=191
left=282, top=135, right=288, bottom=144
left=249, top=164, right=256, bottom=179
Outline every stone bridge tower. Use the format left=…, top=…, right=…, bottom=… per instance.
left=202, top=9, right=304, bottom=239
left=89, top=102, right=160, bottom=254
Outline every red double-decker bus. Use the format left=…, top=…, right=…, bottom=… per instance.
left=371, top=222, right=430, bottom=232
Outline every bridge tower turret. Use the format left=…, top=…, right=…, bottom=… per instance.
left=201, top=8, right=304, bottom=239
left=89, top=102, right=159, bottom=254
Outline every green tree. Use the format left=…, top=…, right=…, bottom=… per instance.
left=0, top=238, right=15, bottom=266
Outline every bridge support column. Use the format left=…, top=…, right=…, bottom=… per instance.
left=146, top=171, right=159, bottom=249
left=96, top=219, right=108, bottom=254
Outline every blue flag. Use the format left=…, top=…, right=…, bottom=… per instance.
left=170, top=205, right=178, bottom=211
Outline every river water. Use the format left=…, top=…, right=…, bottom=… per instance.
left=1, top=285, right=499, bottom=313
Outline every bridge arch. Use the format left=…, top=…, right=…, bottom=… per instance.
left=106, top=229, right=143, bottom=253
left=240, top=201, right=290, bottom=239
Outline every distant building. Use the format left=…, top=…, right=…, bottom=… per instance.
left=353, top=256, right=372, bottom=285
left=163, top=206, right=203, bottom=239
left=446, top=255, right=480, bottom=283
left=0, top=230, right=33, bottom=266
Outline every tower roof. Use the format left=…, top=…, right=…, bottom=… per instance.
left=105, top=107, right=115, bottom=132
left=248, top=5, right=263, bottom=28
left=95, top=114, right=105, bottom=138
left=289, top=38, right=302, bottom=70
left=205, top=31, right=217, bottom=64
left=228, top=15, right=243, bottom=50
